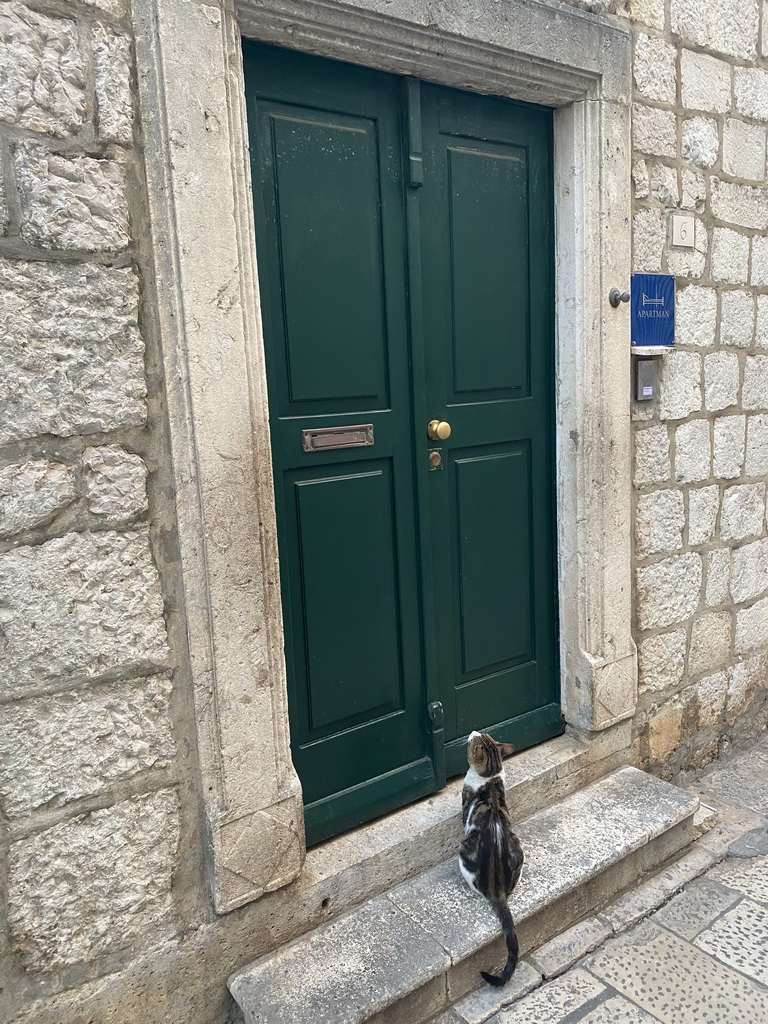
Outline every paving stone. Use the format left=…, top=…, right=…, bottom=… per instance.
left=453, top=962, right=541, bottom=1024
left=695, top=898, right=768, bottom=985
left=598, top=848, right=714, bottom=934
left=729, top=827, right=768, bottom=858
left=230, top=896, right=450, bottom=1024
left=569, top=995, right=658, bottom=1024
left=492, top=969, right=604, bottom=1024
left=528, top=918, right=611, bottom=979
left=652, top=878, right=741, bottom=940
left=587, top=919, right=768, bottom=1023
left=708, top=853, right=768, bottom=905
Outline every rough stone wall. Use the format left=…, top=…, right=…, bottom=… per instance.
left=0, top=1, right=191, bottom=1020
left=619, top=0, right=768, bottom=776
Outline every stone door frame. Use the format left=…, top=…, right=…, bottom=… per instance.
left=133, top=0, right=636, bottom=914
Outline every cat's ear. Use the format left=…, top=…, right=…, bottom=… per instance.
left=498, top=742, right=515, bottom=759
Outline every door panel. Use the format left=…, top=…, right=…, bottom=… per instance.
left=243, top=41, right=562, bottom=843
left=419, top=84, right=561, bottom=775
left=447, top=144, right=529, bottom=396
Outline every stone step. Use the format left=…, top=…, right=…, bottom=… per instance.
left=228, top=767, right=699, bottom=1024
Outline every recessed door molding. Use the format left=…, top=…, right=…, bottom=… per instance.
left=132, top=0, right=635, bottom=914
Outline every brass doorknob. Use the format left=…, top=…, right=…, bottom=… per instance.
left=427, top=419, right=451, bottom=441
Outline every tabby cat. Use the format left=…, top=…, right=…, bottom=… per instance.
left=459, top=730, right=524, bottom=987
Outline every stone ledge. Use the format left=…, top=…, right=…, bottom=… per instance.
left=228, top=768, right=698, bottom=1024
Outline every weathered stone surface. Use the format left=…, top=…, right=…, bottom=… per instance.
left=711, top=228, right=750, bottom=285
left=659, top=351, right=701, bottom=420
left=7, top=789, right=179, bottom=972
left=634, top=424, right=670, bottom=486
left=729, top=827, right=768, bottom=858
left=529, top=917, right=611, bottom=979
left=0, top=5, right=85, bottom=137
left=0, top=677, right=175, bottom=818
left=746, top=415, right=768, bottom=476
left=672, top=0, right=759, bottom=60
left=636, top=553, right=702, bottom=631
left=15, top=142, right=130, bottom=252
left=676, top=286, right=716, bottom=348
left=0, top=529, right=169, bottom=692
left=634, top=35, right=676, bottom=103
left=638, top=631, right=686, bottom=693
left=743, top=356, right=768, bottom=410
left=633, top=207, right=664, bottom=272
left=731, top=538, right=768, bottom=605
left=688, top=485, right=719, bottom=545
left=635, top=489, right=684, bottom=557
left=721, top=290, right=755, bottom=349
left=83, top=445, right=148, bottom=520
left=688, top=611, right=732, bottom=677
left=721, top=483, right=766, bottom=541
left=71, top=0, right=127, bottom=12
left=675, top=418, right=711, bottom=483
left=727, top=656, right=766, bottom=720
left=632, top=105, right=676, bottom=157
left=492, top=970, right=605, bottom=1024
left=681, top=117, right=719, bottom=169
left=706, top=547, right=731, bottom=606
left=680, top=170, right=706, bottom=214
left=735, top=596, right=768, bottom=653
left=735, top=67, right=768, bottom=120
left=653, top=878, right=741, bottom=940
left=680, top=49, right=732, bottom=111
left=632, top=159, right=649, bottom=199
left=751, top=236, right=768, bottom=288
left=650, top=164, right=679, bottom=208
left=704, top=351, right=740, bottom=412
left=0, top=172, right=7, bottom=236
left=693, top=671, right=728, bottom=726
left=714, top=416, right=746, bottom=480
left=0, top=259, right=146, bottom=444
left=628, top=0, right=664, bottom=28
left=723, top=120, right=766, bottom=181
left=647, top=695, right=684, bottom=761
left=0, top=460, right=76, bottom=539
left=756, top=296, right=768, bottom=349
left=93, top=21, right=133, bottom=144
left=453, top=961, right=541, bottom=1024
left=710, top=179, right=768, bottom=232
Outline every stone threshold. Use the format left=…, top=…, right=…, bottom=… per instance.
left=296, top=723, right=631, bottom=934
left=229, top=766, right=699, bottom=1024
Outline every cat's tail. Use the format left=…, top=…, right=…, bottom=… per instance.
left=480, top=897, right=518, bottom=987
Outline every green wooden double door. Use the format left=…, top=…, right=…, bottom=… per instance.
left=244, top=42, right=561, bottom=845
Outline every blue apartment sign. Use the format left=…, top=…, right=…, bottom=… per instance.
left=631, top=273, right=675, bottom=348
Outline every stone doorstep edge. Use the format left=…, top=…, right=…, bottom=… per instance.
left=228, top=769, right=698, bottom=1024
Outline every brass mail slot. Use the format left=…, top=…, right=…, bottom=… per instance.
left=302, top=424, right=374, bottom=452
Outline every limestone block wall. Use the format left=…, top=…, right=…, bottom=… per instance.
left=0, top=1, right=194, bottom=1018
left=590, top=0, right=768, bottom=774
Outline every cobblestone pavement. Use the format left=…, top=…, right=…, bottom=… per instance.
left=440, top=733, right=768, bottom=1024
